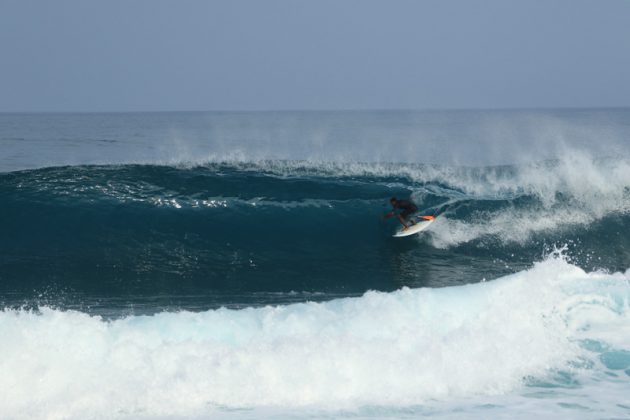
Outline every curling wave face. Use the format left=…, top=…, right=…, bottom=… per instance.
left=1, top=155, right=630, bottom=311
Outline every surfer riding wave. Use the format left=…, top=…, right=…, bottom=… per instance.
left=384, top=197, right=418, bottom=229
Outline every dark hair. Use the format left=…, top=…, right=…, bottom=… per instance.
left=390, top=197, right=397, bottom=203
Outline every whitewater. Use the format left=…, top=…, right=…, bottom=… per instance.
left=2, top=257, right=630, bottom=418
left=1, top=109, right=630, bottom=419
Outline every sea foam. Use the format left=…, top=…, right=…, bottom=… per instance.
left=1, top=256, right=628, bottom=419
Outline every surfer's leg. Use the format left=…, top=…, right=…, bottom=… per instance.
left=400, top=209, right=414, bottom=226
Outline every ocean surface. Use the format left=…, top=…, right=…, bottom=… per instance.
left=1, top=109, right=630, bottom=419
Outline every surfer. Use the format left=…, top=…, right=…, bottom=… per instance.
left=384, top=197, right=418, bottom=229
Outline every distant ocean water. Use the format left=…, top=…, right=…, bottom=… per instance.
left=1, top=110, right=630, bottom=419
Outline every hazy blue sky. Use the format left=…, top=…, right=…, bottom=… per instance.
left=1, top=0, right=629, bottom=112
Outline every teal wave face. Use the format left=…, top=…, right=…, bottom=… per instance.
left=1, top=160, right=630, bottom=313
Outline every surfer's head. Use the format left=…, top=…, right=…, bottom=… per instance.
left=390, top=197, right=397, bottom=204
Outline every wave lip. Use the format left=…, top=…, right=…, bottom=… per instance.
left=1, top=257, right=629, bottom=418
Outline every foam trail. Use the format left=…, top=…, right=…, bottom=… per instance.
left=1, top=257, right=629, bottom=418
left=422, top=153, right=630, bottom=247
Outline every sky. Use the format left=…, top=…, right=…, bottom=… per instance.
left=1, top=0, right=629, bottom=112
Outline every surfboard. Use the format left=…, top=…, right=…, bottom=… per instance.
left=393, top=215, right=435, bottom=238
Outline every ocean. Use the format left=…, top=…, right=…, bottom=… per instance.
left=1, top=109, right=629, bottom=419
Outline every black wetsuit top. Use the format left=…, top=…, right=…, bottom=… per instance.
left=394, top=200, right=418, bottom=218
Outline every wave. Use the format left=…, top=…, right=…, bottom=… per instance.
left=2, top=155, right=630, bottom=308
left=1, top=256, right=629, bottom=418
left=4, top=152, right=630, bottom=237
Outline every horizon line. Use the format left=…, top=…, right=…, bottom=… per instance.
left=1, top=105, right=630, bottom=115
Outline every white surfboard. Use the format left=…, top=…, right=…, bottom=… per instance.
left=393, top=216, right=435, bottom=238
